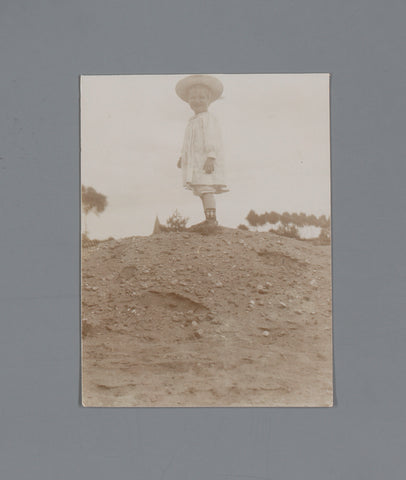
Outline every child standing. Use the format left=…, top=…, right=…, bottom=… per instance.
left=176, top=75, right=229, bottom=228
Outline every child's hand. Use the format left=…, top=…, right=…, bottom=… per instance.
left=177, top=157, right=182, bottom=168
left=203, top=157, right=215, bottom=174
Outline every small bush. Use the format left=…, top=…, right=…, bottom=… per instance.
left=238, top=224, right=249, bottom=231
left=82, top=234, right=101, bottom=248
left=318, top=228, right=331, bottom=245
left=166, top=210, right=189, bottom=232
left=275, top=224, right=300, bottom=239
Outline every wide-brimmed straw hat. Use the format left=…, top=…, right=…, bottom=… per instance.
left=175, top=74, right=223, bottom=103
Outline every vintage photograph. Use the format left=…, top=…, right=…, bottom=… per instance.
left=81, top=73, right=332, bottom=407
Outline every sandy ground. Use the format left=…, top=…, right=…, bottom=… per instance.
left=81, top=228, right=333, bottom=407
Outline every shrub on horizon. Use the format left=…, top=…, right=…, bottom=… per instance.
left=276, top=224, right=300, bottom=239
left=318, top=228, right=331, bottom=244
left=238, top=224, right=249, bottom=231
left=166, top=209, right=189, bottom=232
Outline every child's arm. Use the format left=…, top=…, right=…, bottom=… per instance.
left=203, top=115, right=221, bottom=173
left=177, top=157, right=182, bottom=168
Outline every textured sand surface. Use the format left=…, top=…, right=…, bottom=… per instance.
left=81, top=228, right=332, bottom=407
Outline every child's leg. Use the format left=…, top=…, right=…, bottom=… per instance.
left=201, top=193, right=216, bottom=209
left=201, top=193, right=217, bottom=222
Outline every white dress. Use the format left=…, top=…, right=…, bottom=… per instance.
left=180, top=111, right=229, bottom=195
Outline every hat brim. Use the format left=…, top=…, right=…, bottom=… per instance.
left=175, top=75, right=223, bottom=103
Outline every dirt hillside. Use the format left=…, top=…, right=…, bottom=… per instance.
left=81, top=228, right=332, bottom=407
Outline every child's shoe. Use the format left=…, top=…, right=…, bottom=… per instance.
left=188, top=220, right=209, bottom=232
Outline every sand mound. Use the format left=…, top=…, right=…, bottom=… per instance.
left=81, top=228, right=332, bottom=407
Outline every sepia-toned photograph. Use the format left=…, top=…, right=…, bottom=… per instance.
left=81, top=73, right=332, bottom=407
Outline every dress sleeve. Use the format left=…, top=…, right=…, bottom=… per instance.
left=204, top=114, right=222, bottom=159
left=180, top=122, right=191, bottom=161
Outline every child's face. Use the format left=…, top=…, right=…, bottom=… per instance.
left=188, top=86, right=211, bottom=114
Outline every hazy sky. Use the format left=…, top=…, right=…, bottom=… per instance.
left=81, top=74, right=330, bottom=238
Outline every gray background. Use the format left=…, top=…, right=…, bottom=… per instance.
left=1, top=0, right=405, bottom=478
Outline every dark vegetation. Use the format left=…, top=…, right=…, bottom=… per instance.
left=246, top=210, right=330, bottom=229
left=81, top=185, right=108, bottom=236
left=165, top=209, right=189, bottom=232
left=245, top=210, right=331, bottom=244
